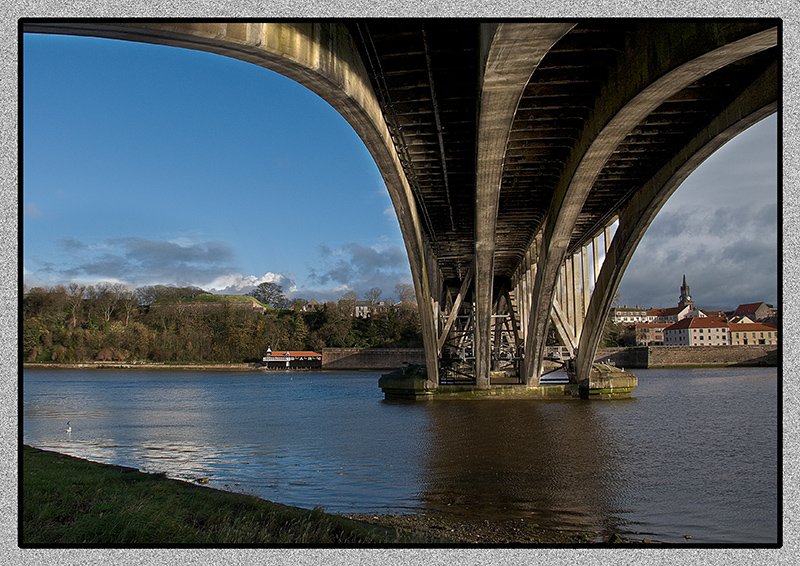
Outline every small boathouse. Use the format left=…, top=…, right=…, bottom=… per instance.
left=262, top=348, right=322, bottom=370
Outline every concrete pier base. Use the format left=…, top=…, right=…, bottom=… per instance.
left=378, top=365, right=434, bottom=400
left=380, top=363, right=637, bottom=401
left=578, top=363, right=638, bottom=400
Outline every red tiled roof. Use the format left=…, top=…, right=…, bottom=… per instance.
left=665, top=317, right=729, bottom=330
left=647, top=306, right=686, bottom=316
left=635, top=323, right=669, bottom=329
left=733, top=302, right=768, bottom=316
left=701, top=310, right=727, bottom=318
left=265, top=351, right=322, bottom=357
left=729, top=323, right=777, bottom=333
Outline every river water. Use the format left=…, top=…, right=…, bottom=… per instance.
left=21, top=367, right=778, bottom=544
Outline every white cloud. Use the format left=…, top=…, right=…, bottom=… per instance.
left=202, top=272, right=291, bottom=293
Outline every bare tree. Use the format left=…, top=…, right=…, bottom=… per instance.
left=249, top=282, right=288, bottom=308
left=365, top=287, right=383, bottom=306
left=93, top=283, right=129, bottom=322
left=395, top=283, right=416, bottom=305
left=66, top=283, right=86, bottom=328
left=338, top=291, right=358, bottom=316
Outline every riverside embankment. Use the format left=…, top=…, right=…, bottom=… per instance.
left=20, top=445, right=432, bottom=544
left=23, top=344, right=777, bottom=373
left=323, top=345, right=778, bottom=370
left=596, top=344, right=777, bottom=369
left=21, top=445, right=589, bottom=544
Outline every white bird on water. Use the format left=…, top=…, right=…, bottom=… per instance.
left=65, top=420, right=72, bottom=433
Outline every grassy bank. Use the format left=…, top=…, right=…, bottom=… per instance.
left=20, top=446, right=440, bottom=545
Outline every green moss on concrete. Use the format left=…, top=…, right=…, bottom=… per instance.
left=378, top=364, right=433, bottom=400
left=580, top=363, right=638, bottom=399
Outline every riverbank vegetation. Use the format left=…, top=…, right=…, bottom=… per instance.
left=21, top=445, right=438, bottom=545
left=22, top=284, right=422, bottom=364
left=23, top=445, right=598, bottom=545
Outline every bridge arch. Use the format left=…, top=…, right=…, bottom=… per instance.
left=521, top=23, right=779, bottom=384
left=573, top=61, right=778, bottom=384
left=23, top=21, right=443, bottom=384
left=24, top=21, right=779, bottom=391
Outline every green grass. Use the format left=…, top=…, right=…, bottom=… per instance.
left=21, top=445, right=436, bottom=545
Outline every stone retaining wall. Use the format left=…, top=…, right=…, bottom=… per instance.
left=646, top=344, right=777, bottom=367
left=596, top=345, right=777, bottom=368
left=323, top=344, right=777, bottom=371
left=321, top=348, right=425, bottom=370
left=595, top=347, right=649, bottom=368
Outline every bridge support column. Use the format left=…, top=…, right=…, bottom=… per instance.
left=473, top=251, right=493, bottom=389
left=473, top=23, right=577, bottom=389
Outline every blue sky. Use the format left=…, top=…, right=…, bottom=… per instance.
left=22, top=33, right=778, bottom=308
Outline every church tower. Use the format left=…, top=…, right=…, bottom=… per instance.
left=678, top=274, right=694, bottom=308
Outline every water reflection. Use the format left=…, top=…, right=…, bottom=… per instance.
left=419, top=399, right=628, bottom=538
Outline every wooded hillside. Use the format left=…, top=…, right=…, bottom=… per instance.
left=22, top=284, right=422, bottom=364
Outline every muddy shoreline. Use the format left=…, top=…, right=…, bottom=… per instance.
left=343, top=512, right=602, bottom=544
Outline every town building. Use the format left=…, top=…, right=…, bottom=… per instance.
left=729, top=322, right=778, bottom=345
left=732, top=302, right=774, bottom=322
left=353, top=300, right=388, bottom=318
left=610, top=305, right=650, bottom=324
left=607, top=276, right=780, bottom=349
left=634, top=322, right=669, bottom=346
left=699, top=310, right=728, bottom=320
left=663, top=317, right=730, bottom=346
left=646, top=304, right=693, bottom=324
left=301, top=299, right=320, bottom=312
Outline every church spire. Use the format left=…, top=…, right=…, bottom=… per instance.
left=679, top=274, right=693, bottom=308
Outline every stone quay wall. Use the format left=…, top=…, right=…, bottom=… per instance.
left=323, top=344, right=777, bottom=371
left=596, top=345, right=777, bottom=368
left=321, top=348, right=426, bottom=370
left=595, top=347, right=650, bottom=368
left=645, top=344, right=777, bottom=367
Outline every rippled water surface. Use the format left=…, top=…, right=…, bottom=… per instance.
left=22, top=367, right=778, bottom=543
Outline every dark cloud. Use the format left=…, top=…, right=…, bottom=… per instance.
left=43, top=236, right=238, bottom=287
left=617, top=115, right=778, bottom=310
left=307, top=242, right=411, bottom=300
left=59, top=238, right=85, bottom=251
left=618, top=201, right=778, bottom=310
left=116, top=237, right=234, bottom=265
left=664, top=114, right=777, bottom=208
left=62, top=253, right=131, bottom=279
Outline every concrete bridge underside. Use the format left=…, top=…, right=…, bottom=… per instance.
left=24, top=20, right=779, bottom=392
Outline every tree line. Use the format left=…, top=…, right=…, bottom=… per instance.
left=22, top=283, right=423, bottom=364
